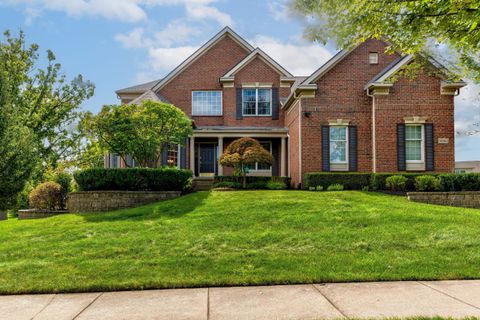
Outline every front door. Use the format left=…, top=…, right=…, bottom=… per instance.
left=199, top=144, right=216, bottom=176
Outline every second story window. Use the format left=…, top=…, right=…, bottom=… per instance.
left=192, top=91, right=222, bottom=116
left=369, top=52, right=379, bottom=64
left=242, top=88, right=271, bottom=116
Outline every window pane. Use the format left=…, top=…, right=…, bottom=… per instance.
left=242, top=89, right=257, bottom=115
left=330, top=141, right=346, bottom=163
left=192, top=91, right=222, bottom=115
left=406, top=140, right=422, bottom=161
left=330, top=127, right=347, bottom=140
left=258, top=89, right=271, bottom=115
left=167, top=144, right=178, bottom=167
left=406, top=126, right=421, bottom=140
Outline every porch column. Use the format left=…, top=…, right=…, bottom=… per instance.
left=281, top=137, right=287, bottom=177
left=189, top=136, right=195, bottom=176
left=218, top=136, right=224, bottom=176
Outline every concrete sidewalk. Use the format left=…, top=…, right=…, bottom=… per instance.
left=1, top=280, right=480, bottom=320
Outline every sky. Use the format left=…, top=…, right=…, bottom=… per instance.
left=0, top=0, right=479, bottom=161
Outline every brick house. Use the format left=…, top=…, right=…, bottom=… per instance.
left=111, top=27, right=466, bottom=188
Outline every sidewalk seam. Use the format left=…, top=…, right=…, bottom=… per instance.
left=72, top=292, right=104, bottom=320
left=312, top=284, right=349, bottom=319
left=418, top=281, right=480, bottom=310
left=31, top=293, right=57, bottom=320
left=207, top=287, right=210, bottom=320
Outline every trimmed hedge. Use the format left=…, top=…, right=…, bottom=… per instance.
left=74, top=168, right=192, bottom=192
left=304, top=172, right=480, bottom=192
left=215, top=176, right=291, bottom=188
left=304, top=173, right=370, bottom=190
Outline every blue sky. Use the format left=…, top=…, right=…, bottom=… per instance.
left=0, top=0, right=479, bottom=160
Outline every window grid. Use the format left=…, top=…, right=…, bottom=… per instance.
left=406, top=125, right=423, bottom=162
left=192, top=91, right=222, bottom=116
left=167, top=143, right=179, bottom=168
left=242, top=88, right=272, bottom=116
left=329, top=126, right=348, bottom=163
left=369, top=52, right=379, bottom=64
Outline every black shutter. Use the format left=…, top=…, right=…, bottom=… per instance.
left=125, top=155, right=133, bottom=167
left=348, top=126, right=358, bottom=172
left=322, top=126, right=330, bottom=172
left=272, top=88, right=279, bottom=120
left=397, top=124, right=406, bottom=171
left=161, top=145, right=168, bottom=166
left=180, top=139, right=187, bottom=169
left=236, top=88, right=243, bottom=120
left=425, top=123, right=435, bottom=171
left=271, top=140, right=279, bottom=176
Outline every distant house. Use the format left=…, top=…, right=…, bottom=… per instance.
left=110, top=27, right=466, bottom=188
left=455, top=161, right=480, bottom=173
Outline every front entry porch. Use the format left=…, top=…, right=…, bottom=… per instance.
left=189, top=127, right=289, bottom=179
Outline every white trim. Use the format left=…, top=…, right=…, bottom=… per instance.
left=191, top=90, right=223, bottom=116
left=405, top=124, right=425, bottom=165
left=365, top=55, right=414, bottom=90
left=242, top=87, right=272, bottom=117
left=329, top=126, right=349, bottom=167
left=221, top=48, right=293, bottom=79
left=152, top=27, right=254, bottom=92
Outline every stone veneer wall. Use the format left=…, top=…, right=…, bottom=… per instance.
left=68, top=191, right=181, bottom=213
left=18, top=209, right=68, bottom=220
left=408, top=192, right=480, bottom=208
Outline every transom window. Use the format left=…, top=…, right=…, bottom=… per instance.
left=192, top=91, right=222, bottom=116
left=242, top=88, right=271, bottom=116
left=246, top=142, right=272, bottom=171
left=330, top=126, right=348, bottom=163
left=406, top=125, right=424, bottom=162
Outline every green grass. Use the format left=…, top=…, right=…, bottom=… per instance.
left=1, top=191, right=480, bottom=294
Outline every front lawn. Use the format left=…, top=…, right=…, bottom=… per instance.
left=1, top=191, right=480, bottom=294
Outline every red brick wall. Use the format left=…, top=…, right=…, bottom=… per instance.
left=300, top=39, right=400, bottom=177
left=285, top=100, right=301, bottom=187
left=158, top=36, right=289, bottom=128
left=375, top=73, right=455, bottom=172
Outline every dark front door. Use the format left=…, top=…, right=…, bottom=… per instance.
left=199, top=144, right=216, bottom=176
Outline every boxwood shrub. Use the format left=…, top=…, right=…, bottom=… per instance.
left=370, top=173, right=440, bottom=191
left=304, top=173, right=371, bottom=190
left=214, top=176, right=291, bottom=188
left=438, top=173, right=480, bottom=191
left=74, top=168, right=193, bottom=192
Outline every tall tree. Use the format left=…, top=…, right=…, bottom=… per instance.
left=84, top=100, right=192, bottom=167
left=293, top=0, right=480, bottom=81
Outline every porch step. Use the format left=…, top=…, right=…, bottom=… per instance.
left=194, top=179, right=215, bottom=191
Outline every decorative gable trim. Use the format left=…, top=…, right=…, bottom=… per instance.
left=152, top=27, right=254, bottom=92
left=220, top=48, right=293, bottom=83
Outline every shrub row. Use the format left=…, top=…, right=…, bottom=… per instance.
left=74, top=168, right=193, bottom=192
left=304, top=172, right=480, bottom=192
left=214, top=176, right=291, bottom=188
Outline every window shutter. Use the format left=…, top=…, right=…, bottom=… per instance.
left=180, top=139, right=187, bottom=169
left=322, top=126, right=330, bottom=172
left=425, top=123, right=435, bottom=171
left=348, top=126, right=358, bottom=172
left=236, top=88, right=243, bottom=120
left=397, top=124, right=406, bottom=171
left=272, top=88, right=279, bottom=120
left=161, top=145, right=168, bottom=166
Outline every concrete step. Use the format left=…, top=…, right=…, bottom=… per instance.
left=194, top=179, right=214, bottom=191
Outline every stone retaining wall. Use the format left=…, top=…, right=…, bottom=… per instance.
left=18, top=209, right=68, bottom=220
left=407, top=191, right=480, bottom=208
left=68, top=191, right=181, bottom=213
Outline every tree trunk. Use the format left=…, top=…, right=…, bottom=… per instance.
left=242, top=165, right=247, bottom=189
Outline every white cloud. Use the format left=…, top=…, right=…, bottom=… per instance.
left=3, top=0, right=232, bottom=25
left=250, top=35, right=333, bottom=75
left=115, top=28, right=151, bottom=49
left=153, top=20, right=200, bottom=47
left=267, top=0, right=291, bottom=21
left=148, top=45, right=198, bottom=72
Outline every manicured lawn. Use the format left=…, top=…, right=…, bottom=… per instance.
left=1, top=191, right=480, bottom=294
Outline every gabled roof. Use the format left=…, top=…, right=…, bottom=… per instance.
left=129, top=90, right=171, bottom=105
left=116, top=79, right=162, bottom=95
left=151, top=27, right=254, bottom=92
left=365, top=55, right=413, bottom=89
left=300, top=49, right=354, bottom=86
left=220, top=48, right=293, bottom=81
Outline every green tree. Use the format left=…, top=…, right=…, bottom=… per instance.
left=293, top=0, right=480, bottom=81
left=219, top=137, right=274, bottom=188
left=84, top=100, right=192, bottom=167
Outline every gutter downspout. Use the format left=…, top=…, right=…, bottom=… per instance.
left=367, top=88, right=376, bottom=173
